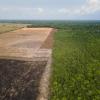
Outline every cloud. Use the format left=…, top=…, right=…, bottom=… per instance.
left=58, top=0, right=100, bottom=15
left=80, top=0, right=100, bottom=15
left=58, top=8, right=70, bottom=14
left=37, top=8, right=44, bottom=13
left=0, top=0, right=100, bottom=19
left=0, top=7, right=44, bottom=15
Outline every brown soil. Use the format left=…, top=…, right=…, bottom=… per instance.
left=0, top=59, right=47, bottom=100
left=0, top=28, right=53, bottom=59
left=41, top=29, right=55, bottom=49
left=12, top=40, right=41, bottom=48
left=0, top=27, right=55, bottom=100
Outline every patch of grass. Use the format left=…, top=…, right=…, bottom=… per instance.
left=50, top=24, right=100, bottom=100
left=0, top=24, right=24, bottom=34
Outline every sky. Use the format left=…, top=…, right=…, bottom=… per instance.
left=0, top=0, right=100, bottom=20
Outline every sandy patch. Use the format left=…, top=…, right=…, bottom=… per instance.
left=0, top=28, right=53, bottom=60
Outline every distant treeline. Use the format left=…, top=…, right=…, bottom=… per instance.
left=27, top=21, right=100, bottom=31
left=0, top=20, right=100, bottom=30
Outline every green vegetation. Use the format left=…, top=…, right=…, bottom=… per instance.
left=50, top=24, right=100, bottom=100
left=0, top=24, right=24, bottom=34
left=0, top=20, right=99, bottom=100
left=27, top=21, right=100, bottom=99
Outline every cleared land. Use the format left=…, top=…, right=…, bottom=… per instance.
left=0, top=27, right=53, bottom=100
left=0, top=28, right=53, bottom=60
left=0, top=59, right=46, bottom=100
left=0, top=21, right=100, bottom=100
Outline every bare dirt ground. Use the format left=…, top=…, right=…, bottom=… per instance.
left=41, top=29, right=53, bottom=49
left=0, top=27, right=54, bottom=100
left=0, top=28, right=53, bottom=60
left=0, top=59, right=46, bottom=100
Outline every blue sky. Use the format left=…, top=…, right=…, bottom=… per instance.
left=0, top=0, right=100, bottom=20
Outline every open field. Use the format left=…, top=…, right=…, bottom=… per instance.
left=0, top=21, right=100, bottom=100
left=0, top=27, right=53, bottom=59
left=0, top=24, right=25, bottom=34
left=50, top=23, right=100, bottom=100
left=0, top=27, right=53, bottom=100
left=0, top=59, right=46, bottom=100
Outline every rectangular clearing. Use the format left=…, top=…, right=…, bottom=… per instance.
left=0, top=27, right=53, bottom=100
left=0, top=28, right=53, bottom=60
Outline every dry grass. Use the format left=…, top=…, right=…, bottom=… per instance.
left=0, top=24, right=25, bottom=34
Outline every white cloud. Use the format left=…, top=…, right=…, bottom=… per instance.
left=59, top=8, right=70, bottom=14
left=58, top=0, right=100, bottom=15
left=37, top=8, right=44, bottom=13
left=0, top=0, right=100, bottom=19
left=80, top=0, right=100, bottom=15
left=0, top=7, right=44, bottom=15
